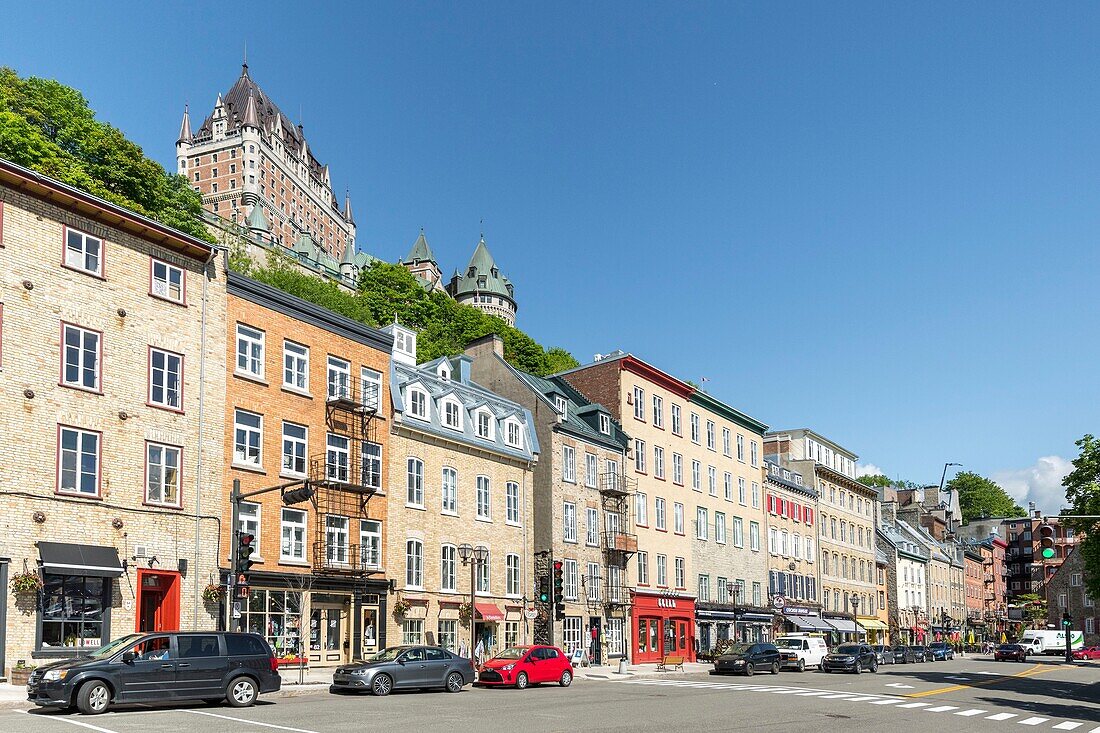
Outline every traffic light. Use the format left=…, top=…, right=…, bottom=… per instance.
left=1063, top=612, right=1073, bottom=629
left=1039, top=523, right=1056, bottom=560
left=235, top=532, right=256, bottom=576
left=537, top=575, right=550, bottom=604
left=282, top=486, right=315, bottom=505
left=552, top=560, right=566, bottom=621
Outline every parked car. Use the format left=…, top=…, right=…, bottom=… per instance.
left=1072, top=646, right=1100, bottom=661
left=821, top=644, right=878, bottom=674
left=892, top=645, right=916, bottom=664
left=331, top=645, right=473, bottom=696
left=907, top=645, right=929, bottom=662
left=27, top=631, right=281, bottom=715
left=713, top=643, right=781, bottom=676
left=475, top=646, right=572, bottom=689
left=994, top=643, right=1028, bottom=662
left=928, top=642, right=955, bottom=661
left=774, top=635, right=829, bottom=671
left=871, top=644, right=895, bottom=665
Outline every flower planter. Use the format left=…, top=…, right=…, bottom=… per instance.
left=10, top=667, right=34, bottom=686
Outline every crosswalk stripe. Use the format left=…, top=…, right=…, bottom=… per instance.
left=820, top=694, right=857, bottom=699
left=987, top=713, right=1018, bottom=721
left=1018, top=718, right=1049, bottom=726
left=869, top=699, right=902, bottom=705
left=796, top=691, right=831, bottom=696
left=925, top=706, right=959, bottom=713
left=955, top=710, right=987, bottom=717
left=1052, top=723, right=1083, bottom=730
left=847, top=696, right=882, bottom=702
left=897, top=702, right=932, bottom=709
left=770, top=690, right=803, bottom=694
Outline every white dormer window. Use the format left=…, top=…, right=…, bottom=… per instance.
left=393, top=328, right=416, bottom=362
left=794, top=474, right=803, bottom=486
left=442, top=399, right=462, bottom=430
left=554, top=396, right=567, bottom=418
left=505, top=419, right=522, bottom=448
left=476, top=410, right=494, bottom=440
left=407, top=387, right=428, bottom=420
left=599, top=413, right=611, bottom=435
left=438, top=362, right=451, bottom=381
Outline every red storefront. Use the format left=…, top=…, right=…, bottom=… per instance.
left=633, top=591, right=696, bottom=664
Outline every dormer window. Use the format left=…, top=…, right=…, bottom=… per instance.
left=599, top=414, right=611, bottom=435
left=554, top=396, right=567, bottom=418
left=476, top=410, right=494, bottom=440
left=438, top=362, right=451, bottom=381
left=407, top=387, right=428, bottom=420
left=794, top=474, right=803, bottom=486
left=395, top=329, right=416, bottom=359
left=442, top=399, right=462, bottom=430
left=505, top=419, right=522, bottom=448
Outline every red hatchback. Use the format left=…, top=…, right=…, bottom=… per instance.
left=1073, top=646, right=1100, bottom=660
left=476, top=645, right=573, bottom=689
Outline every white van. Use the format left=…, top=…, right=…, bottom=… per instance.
left=774, top=634, right=829, bottom=671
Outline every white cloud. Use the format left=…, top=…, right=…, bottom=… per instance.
left=991, top=456, right=1073, bottom=516
left=857, top=463, right=887, bottom=478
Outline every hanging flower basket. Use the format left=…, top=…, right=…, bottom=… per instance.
left=458, top=601, right=473, bottom=624
left=392, top=598, right=411, bottom=617
left=10, top=571, right=43, bottom=595
left=201, top=583, right=225, bottom=605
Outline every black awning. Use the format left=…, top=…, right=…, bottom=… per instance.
left=39, top=542, right=123, bottom=578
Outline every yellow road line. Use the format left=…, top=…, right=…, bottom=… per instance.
left=906, top=664, right=1054, bottom=698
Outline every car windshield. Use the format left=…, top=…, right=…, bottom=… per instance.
left=931, top=642, right=946, bottom=648
left=92, top=634, right=145, bottom=660
left=365, top=647, right=407, bottom=662
left=494, top=647, right=529, bottom=660
left=999, top=644, right=1020, bottom=650
left=774, top=639, right=805, bottom=649
left=723, top=644, right=753, bottom=655
left=835, top=645, right=861, bottom=654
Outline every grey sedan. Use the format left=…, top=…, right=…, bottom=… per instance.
left=330, top=646, right=474, bottom=696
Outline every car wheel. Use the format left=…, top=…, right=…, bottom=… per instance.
left=771, top=661, right=780, bottom=675
left=371, top=673, right=393, bottom=697
left=823, top=668, right=831, bottom=673
left=559, top=669, right=573, bottom=687
left=227, top=677, right=258, bottom=707
left=870, top=661, right=878, bottom=673
left=445, top=672, right=464, bottom=693
left=745, top=662, right=754, bottom=676
left=516, top=672, right=529, bottom=690
left=853, top=661, right=862, bottom=675
left=797, top=659, right=806, bottom=672
left=76, top=680, right=111, bottom=715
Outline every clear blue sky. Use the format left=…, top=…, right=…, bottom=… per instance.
left=4, top=2, right=1096, bottom=511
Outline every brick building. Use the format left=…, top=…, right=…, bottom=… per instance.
left=467, top=335, right=632, bottom=662
left=1046, top=548, right=1098, bottom=645
left=385, top=325, right=537, bottom=660
left=223, top=272, right=392, bottom=666
left=0, top=158, right=226, bottom=675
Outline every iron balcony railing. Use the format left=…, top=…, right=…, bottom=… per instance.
left=313, top=541, right=368, bottom=574
left=601, top=530, right=638, bottom=555
left=600, top=472, right=636, bottom=497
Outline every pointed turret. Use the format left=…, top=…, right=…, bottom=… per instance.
left=405, top=229, right=436, bottom=264
left=344, top=191, right=355, bottom=224
left=242, top=92, right=260, bottom=129
left=447, top=235, right=517, bottom=325
left=177, top=105, right=192, bottom=143
left=246, top=202, right=269, bottom=234
left=339, top=237, right=357, bottom=280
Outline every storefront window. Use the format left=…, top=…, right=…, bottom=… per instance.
left=438, top=619, right=458, bottom=652
left=40, top=575, right=110, bottom=650
left=504, top=621, right=519, bottom=647
left=244, top=589, right=302, bottom=657
left=607, top=619, right=624, bottom=656
left=563, top=617, right=583, bottom=653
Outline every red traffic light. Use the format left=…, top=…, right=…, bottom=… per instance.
left=239, top=533, right=255, bottom=547
left=553, top=560, right=563, bottom=571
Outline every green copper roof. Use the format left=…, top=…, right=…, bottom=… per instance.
left=246, top=203, right=269, bottom=232
left=452, top=237, right=513, bottom=300
left=340, top=238, right=356, bottom=265
left=405, top=230, right=436, bottom=264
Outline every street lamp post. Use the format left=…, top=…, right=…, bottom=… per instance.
left=457, top=543, right=489, bottom=667
left=939, top=462, right=962, bottom=494
left=850, top=595, right=861, bottom=641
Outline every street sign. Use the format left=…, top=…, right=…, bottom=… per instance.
left=772, top=595, right=786, bottom=609
left=524, top=608, right=539, bottom=620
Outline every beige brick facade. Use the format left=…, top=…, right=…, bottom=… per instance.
left=0, top=163, right=226, bottom=674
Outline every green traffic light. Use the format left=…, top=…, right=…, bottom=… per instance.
left=1042, top=548, right=1056, bottom=559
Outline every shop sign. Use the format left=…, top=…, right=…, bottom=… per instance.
left=657, top=597, right=678, bottom=609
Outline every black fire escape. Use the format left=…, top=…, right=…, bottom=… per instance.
left=600, top=471, right=637, bottom=610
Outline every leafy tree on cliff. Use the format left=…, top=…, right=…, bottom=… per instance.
left=948, top=471, right=1024, bottom=523
left=1063, top=434, right=1100, bottom=601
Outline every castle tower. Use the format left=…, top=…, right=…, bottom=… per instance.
left=446, top=235, right=517, bottom=326
left=400, top=229, right=445, bottom=292
left=175, top=62, right=355, bottom=259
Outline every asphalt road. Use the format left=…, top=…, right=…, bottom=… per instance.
left=4, top=657, right=1100, bottom=733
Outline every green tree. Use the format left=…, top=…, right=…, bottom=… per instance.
left=1063, top=434, right=1100, bottom=601
left=949, top=471, right=1024, bottom=523
left=857, top=474, right=892, bottom=488
left=0, top=67, right=212, bottom=242
left=1014, top=593, right=1049, bottom=628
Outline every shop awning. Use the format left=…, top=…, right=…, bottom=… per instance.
left=38, top=542, right=123, bottom=578
left=697, top=610, right=740, bottom=620
left=739, top=613, right=774, bottom=623
left=859, top=619, right=889, bottom=630
left=824, top=617, right=859, bottom=633
left=785, top=614, right=831, bottom=631
left=474, top=603, right=504, bottom=621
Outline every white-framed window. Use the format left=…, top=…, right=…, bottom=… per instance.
left=599, top=414, right=611, bottom=435
left=441, top=467, right=458, bottom=514
left=236, top=324, right=264, bottom=378
left=691, top=460, right=701, bottom=491
left=441, top=544, right=457, bottom=592
left=405, top=539, right=424, bottom=588
left=751, top=440, right=759, bottom=467
left=724, top=472, right=733, bottom=501
left=325, top=515, right=349, bottom=565
left=148, top=348, right=182, bottom=410
left=326, top=433, right=350, bottom=483
left=675, top=557, right=685, bottom=588
left=327, top=356, right=351, bottom=401
left=697, top=507, right=709, bottom=540
left=563, top=560, right=580, bottom=600
left=505, top=418, right=522, bottom=448
left=671, top=404, right=682, bottom=435
left=360, top=367, right=382, bottom=411
left=708, top=465, right=717, bottom=496
left=753, top=582, right=762, bottom=606
left=360, top=519, right=381, bottom=568
left=717, top=577, right=729, bottom=604
left=736, top=434, right=745, bottom=461
left=237, top=501, right=260, bottom=557
left=64, top=227, right=102, bottom=276
left=706, top=420, right=716, bottom=450
left=587, top=562, right=601, bottom=601
left=652, top=395, right=664, bottom=427
left=506, top=482, right=520, bottom=524
left=751, top=482, right=760, bottom=509
left=407, top=387, right=428, bottom=419
left=607, top=618, right=624, bottom=656
left=633, top=386, right=645, bottom=420
left=687, top=414, right=698, bottom=444
left=476, top=475, right=491, bottom=519
left=145, top=442, right=181, bottom=507
left=562, top=616, right=583, bottom=653
left=282, top=341, right=309, bottom=392
left=634, top=492, right=648, bottom=526
left=585, top=453, right=598, bottom=487
left=698, top=575, right=710, bottom=602
left=281, top=508, right=307, bottom=562
left=1072, top=573, right=1083, bottom=587
left=1087, top=618, right=1096, bottom=634
left=562, top=445, right=576, bottom=483
left=655, top=497, right=667, bottom=530
left=722, top=427, right=731, bottom=457
left=280, top=422, right=307, bottom=476
left=476, top=409, right=494, bottom=440
left=715, top=512, right=726, bottom=544
left=406, top=457, right=424, bottom=507
left=673, top=453, right=683, bottom=484
left=361, top=441, right=382, bottom=489
left=506, top=554, right=521, bottom=596
left=442, top=398, right=462, bottom=430
left=733, top=517, right=744, bottom=547
left=635, top=440, right=646, bottom=473
left=477, top=550, right=491, bottom=593
left=656, top=554, right=667, bottom=586
left=654, top=446, right=665, bottom=479
left=586, top=507, right=599, bottom=545
left=749, top=521, right=760, bottom=551
left=637, top=552, right=649, bottom=585
left=61, top=323, right=101, bottom=391
left=555, top=395, right=568, bottom=417
left=564, top=501, right=578, bottom=542
left=738, top=477, right=746, bottom=505
left=674, top=502, right=684, bottom=534
left=233, top=409, right=263, bottom=467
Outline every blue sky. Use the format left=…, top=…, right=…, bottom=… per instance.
left=4, top=2, right=1096, bottom=511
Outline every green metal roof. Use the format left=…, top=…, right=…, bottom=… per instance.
left=688, top=389, right=768, bottom=435
left=246, top=203, right=269, bottom=232
left=452, top=237, right=513, bottom=300
left=405, top=230, right=436, bottom=264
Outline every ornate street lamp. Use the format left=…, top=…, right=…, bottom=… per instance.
left=849, top=595, right=862, bottom=641
left=458, top=543, right=489, bottom=663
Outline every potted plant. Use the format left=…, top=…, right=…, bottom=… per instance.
left=10, top=571, right=42, bottom=596
left=10, top=662, right=35, bottom=686
left=392, top=598, right=411, bottom=617
left=201, top=583, right=225, bottom=605
left=458, top=601, right=473, bottom=625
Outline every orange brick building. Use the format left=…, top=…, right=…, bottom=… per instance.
left=222, top=272, right=392, bottom=667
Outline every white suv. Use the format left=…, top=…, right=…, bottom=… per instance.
left=774, top=635, right=829, bottom=671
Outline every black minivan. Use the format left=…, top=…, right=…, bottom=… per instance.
left=27, top=631, right=282, bottom=715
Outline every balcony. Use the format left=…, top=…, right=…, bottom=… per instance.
left=309, top=453, right=383, bottom=495
left=600, top=472, right=636, bottom=497
left=312, top=541, right=369, bottom=575
left=604, top=582, right=632, bottom=607
left=602, top=530, right=638, bottom=556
